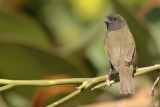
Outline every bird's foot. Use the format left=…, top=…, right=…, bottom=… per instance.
left=133, top=66, right=138, bottom=71
left=106, top=78, right=111, bottom=87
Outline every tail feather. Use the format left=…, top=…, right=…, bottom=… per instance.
left=119, top=65, right=135, bottom=94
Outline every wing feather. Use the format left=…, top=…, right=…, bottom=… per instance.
left=104, top=26, right=135, bottom=71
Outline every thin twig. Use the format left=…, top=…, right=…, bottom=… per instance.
left=0, top=64, right=159, bottom=107
left=92, top=64, right=160, bottom=90
left=47, top=64, right=160, bottom=106
left=92, top=79, right=118, bottom=90
left=47, top=76, right=104, bottom=107
left=0, top=84, right=14, bottom=92
left=0, top=78, right=90, bottom=86
left=151, top=71, right=160, bottom=107
left=46, top=90, right=81, bottom=107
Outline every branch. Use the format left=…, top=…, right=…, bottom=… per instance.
left=92, top=64, right=160, bottom=90
left=0, top=64, right=160, bottom=107
left=46, top=90, right=81, bottom=107
left=0, top=78, right=90, bottom=91
left=47, top=77, right=106, bottom=107
left=151, top=71, right=160, bottom=107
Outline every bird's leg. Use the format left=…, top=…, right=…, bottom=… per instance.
left=106, top=68, right=113, bottom=87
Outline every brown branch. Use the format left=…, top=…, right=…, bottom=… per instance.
left=151, top=71, right=160, bottom=107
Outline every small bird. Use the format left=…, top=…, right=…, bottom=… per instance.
left=104, top=13, right=136, bottom=94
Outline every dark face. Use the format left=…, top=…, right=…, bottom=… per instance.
left=104, top=14, right=127, bottom=30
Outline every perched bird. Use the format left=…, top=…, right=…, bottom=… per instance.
left=104, top=13, right=136, bottom=94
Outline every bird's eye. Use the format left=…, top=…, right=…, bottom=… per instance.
left=113, top=18, right=116, bottom=20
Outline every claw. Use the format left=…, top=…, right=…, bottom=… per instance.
left=105, top=68, right=113, bottom=87
left=106, top=79, right=111, bottom=87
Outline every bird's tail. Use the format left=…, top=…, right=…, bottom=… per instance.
left=119, top=64, right=135, bottom=94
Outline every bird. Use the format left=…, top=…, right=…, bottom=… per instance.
left=104, top=13, right=136, bottom=94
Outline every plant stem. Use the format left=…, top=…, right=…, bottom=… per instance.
left=0, top=64, right=159, bottom=106
left=0, top=78, right=89, bottom=86
left=46, top=90, right=81, bottom=107
left=92, top=64, right=160, bottom=90
left=151, top=72, right=160, bottom=107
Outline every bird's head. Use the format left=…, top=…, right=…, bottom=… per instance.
left=104, top=13, right=127, bottom=30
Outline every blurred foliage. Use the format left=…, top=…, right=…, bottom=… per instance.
left=112, top=0, right=159, bottom=66
left=0, top=0, right=160, bottom=106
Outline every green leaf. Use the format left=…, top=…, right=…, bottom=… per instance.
left=0, top=9, right=50, bottom=48
left=0, top=43, right=85, bottom=98
left=42, top=0, right=111, bottom=56
left=0, top=42, right=102, bottom=106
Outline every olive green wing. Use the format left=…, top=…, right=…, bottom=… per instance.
left=121, top=27, right=136, bottom=66
left=104, top=26, right=136, bottom=71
